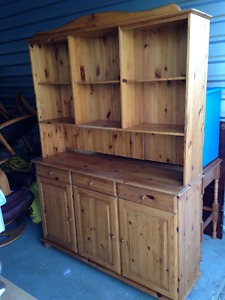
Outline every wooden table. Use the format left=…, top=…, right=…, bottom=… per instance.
left=202, top=157, right=222, bottom=238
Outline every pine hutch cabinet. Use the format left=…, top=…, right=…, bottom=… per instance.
left=29, top=4, right=211, bottom=300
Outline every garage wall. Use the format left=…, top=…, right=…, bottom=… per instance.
left=0, top=0, right=224, bottom=111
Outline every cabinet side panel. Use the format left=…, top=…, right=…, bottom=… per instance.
left=178, top=180, right=202, bottom=299
left=184, top=15, right=210, bottom=185
left=120, top=28, right=144, bottom=128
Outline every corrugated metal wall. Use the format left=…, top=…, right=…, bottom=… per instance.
left=0, top=0, right=224, bottom=111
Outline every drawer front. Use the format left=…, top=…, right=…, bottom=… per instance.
left=72, top=173, right=116, bottom=196
left=117, top=183, right=176, bottom=213
left=36, top=165, right=71, bottom=183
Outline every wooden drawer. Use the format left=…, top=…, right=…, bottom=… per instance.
left=117, top=183, right=176, bottom=213
left=72, top=173, right=116, bottom=196
left=36, top=165, right=71, bottom=183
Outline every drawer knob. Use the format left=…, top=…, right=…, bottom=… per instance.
left=89, top=181, right=94, bottom=186
left=110, top=233, right=115, bottom=239
left=141, top=194, right=155, bottom=200
left=48, top=171, right=53, bottom=175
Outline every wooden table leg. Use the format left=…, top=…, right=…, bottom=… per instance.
left=212, top=178, right=219, bottom=239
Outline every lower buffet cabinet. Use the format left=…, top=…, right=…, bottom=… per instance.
left=37, top=170, right=77, bottom=252
left=34, top=151, right=202, bottom=300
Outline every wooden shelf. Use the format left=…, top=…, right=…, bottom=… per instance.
left=122, top=77, right=186, bottom=83
left=40, top=119, right=184, bottom=136
left=76, top=80, right=120, bottom=85
left=79, top=120, right=121, bottom=129
left=38, top=82, right=71, bottom=85
left=40, top=117, right=75, bottom=125
left=126, top=123, right=185, bottom=136
left=77, top=121, right=184, bottom=136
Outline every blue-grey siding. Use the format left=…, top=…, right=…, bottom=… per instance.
left=0, top=0, right=224, bottom=111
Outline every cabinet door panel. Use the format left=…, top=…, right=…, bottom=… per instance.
left=74, top=187, right=121, bottom=273
left=119, top=199, right=177, bottom=298
left=38, top=176, right=77, bottom=252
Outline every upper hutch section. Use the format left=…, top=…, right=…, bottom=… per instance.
left=29, top=4, right=211, bottom=185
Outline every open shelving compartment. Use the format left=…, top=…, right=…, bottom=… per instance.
left=119, top=18, right=187, bottom=165
left=29, top=6, right=210, bottom=185
left=68, top=28, right=121, bottom=128
left=29, top=39, right=75, bottom=124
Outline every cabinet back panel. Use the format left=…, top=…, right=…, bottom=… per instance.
left=37, top=85, right=73, bottom=121
left=30, top=42, right=71, bottom=83
left=39, top=123, right=66, bottom=157
left=120, top=22, right=187, bottom=80
left=73, top=35, right=120, bottom=82
left=75, top=84, right=121, bottom=124
left=122, top=81, right=185, bottom=128
left=59, top=86, right=74, bottom=118
left=144, top=134, right=184, bottom=165
left=64, top=126, right=184, bottom=164
left=64, top=126, right=144, bottom=159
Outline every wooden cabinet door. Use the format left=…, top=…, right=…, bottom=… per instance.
left=37, top=176, right=77, bottom=252
left=74, top=187, right=121, bottom=274
left=119, top=199, right=177, bottom=299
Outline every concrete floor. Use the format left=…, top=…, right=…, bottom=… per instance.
left=0, top=217, right=225, bottom=300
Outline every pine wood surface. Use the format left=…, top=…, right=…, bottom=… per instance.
left=37, top=175, right=77, bottom=252
left=74, top=187, right=121, bottom=273
left=30, top=5, right=211, bottom=299
left=72, top=172, right=116, bottom=196
left=29, top=5, right=210, bottom=43
left=35, top=151, right=203, bottom=300
left=119, top=199, right=177, bottom=299
left=34, top=151, right=186, bottom=196
left=177, top=181, right=202, bottom=299
left=117, top=183, right=176, bottom=213
left=183, top=14, right=210, bottom=185
left=29, top=6, right=211, bottom=185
